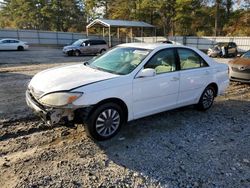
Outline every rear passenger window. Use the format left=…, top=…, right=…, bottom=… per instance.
left=89, top=40, right=97, bottom=45
left=91, top=40, right=106, bottom=45
left=177, top=49, right=208, bottom=70
left=10, top=40, right=19, bottom=43
left=100, top=40, right=107, bottom=45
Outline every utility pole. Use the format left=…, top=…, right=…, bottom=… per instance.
left=214, top=0, right=221, bottom=36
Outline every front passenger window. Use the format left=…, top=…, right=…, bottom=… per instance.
left=144, top=49, right=176, bottom=74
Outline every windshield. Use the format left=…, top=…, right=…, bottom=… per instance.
left=88, top=47, right=151, bottom=75
left=72, top=39, right=85, bottom=46
left=242, top=51, right=250, bottom=59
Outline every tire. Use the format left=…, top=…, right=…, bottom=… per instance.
left=100, top=49, right=106, bottom=54
left=74, top=50, right=81, bottom=56
left=17, top=46, right=24, bottom=51
left=85, top=102, right=124, bottom=141
left=196, top=86, right=215, bottom=111
left=67, top=51, right=73, bottom=56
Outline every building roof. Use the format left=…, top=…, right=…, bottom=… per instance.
left=86, top=19, right=155, bottom=28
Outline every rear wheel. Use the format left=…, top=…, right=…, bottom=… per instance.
left=85, top=103, right=124, bottom=141
left=196, top=86, right=215, bottom=111
left=100, top=49, right=106, bottom=54
left=17, top=46, right=24, bottom=51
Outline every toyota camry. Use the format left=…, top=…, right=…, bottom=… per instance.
left=26, top=43, right=229, bottom=140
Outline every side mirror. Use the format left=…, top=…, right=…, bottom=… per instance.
left=136, top=68, right=156, bottom=78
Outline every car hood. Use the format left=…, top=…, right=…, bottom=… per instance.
left=63, top=45, right=78, bottom=49
left=229, top=58, right=250, bottom=67
left=29, top=64, right=118, bottom=98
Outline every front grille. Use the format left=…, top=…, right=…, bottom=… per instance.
left=231, top=67, right=250, bottom=73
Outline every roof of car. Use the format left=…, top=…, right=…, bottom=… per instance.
left=117, top=43, right=217, bottom=67
left=118, top=43, right=183, bottom=50
left=78, top=39, right=106, bottom=41
left=0, top=38, right=19, bottom=41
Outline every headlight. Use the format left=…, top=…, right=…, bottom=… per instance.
left=39, top=92, right=82, bottom=107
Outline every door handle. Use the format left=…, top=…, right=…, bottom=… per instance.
left=170, top=77, right=179, bottom=81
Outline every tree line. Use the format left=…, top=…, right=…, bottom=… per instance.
left=0, top=0, right=249, bottom=36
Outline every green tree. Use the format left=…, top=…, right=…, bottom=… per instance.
left=0, top=0, right=249, bottom=36
left=0, top=0, right=86, bottom=32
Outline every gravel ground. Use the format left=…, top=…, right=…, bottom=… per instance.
left=0, top=50, right=250, bottom=188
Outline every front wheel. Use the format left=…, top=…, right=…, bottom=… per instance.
left=196, top=86, right=215, bottom=111
left=67, top=51, right=73, bottom=56
left=85, top=103, right=124, bottom=141
left=74, top=50, right=81, bottom=56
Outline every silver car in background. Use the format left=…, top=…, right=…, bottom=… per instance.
left=63, top=39, right=108, bottom=56
left=207, top=42, right=238, bottom=58
left=0, top=38, right=29, bottom=51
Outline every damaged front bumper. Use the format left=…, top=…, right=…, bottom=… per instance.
left=26, top=91, right=75, bottom=125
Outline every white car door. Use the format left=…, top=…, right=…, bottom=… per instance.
left=177, top=48, right=212, bottom=106
left=10, top=40, right=19, bottom=50
left=133, top=49, right=180, bottom=119
left=80, top=41, right=92, bottom=54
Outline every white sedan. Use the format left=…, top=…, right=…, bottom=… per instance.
left=26, top=43, right=229, bottom=140
left=0, top=38, right=29, bottom=50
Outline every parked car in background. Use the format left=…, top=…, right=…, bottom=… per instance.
left=27, top=43, right=229, bottom=140
left=229, top=50, right=250, bottom=83
left=161, top=40, right=173, bottom=44
left=207, top=42, right=238, bottom=58
left=160, top=40, right=182, bottom=45
left=63, top=39, right=108, bottom=56
left=0, top=38, right=29, bottom=51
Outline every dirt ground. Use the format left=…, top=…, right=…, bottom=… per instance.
left=0, top=48, right=249, bottom=188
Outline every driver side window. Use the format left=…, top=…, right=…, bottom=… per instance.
left=144, top=49, right=176, bottom=74
left=84, top=41, right=90, bottom=46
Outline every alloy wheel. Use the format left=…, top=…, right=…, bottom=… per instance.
left=95, top=108, right=120, bottom=137
left=202, top=88, right=214, bottom=109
